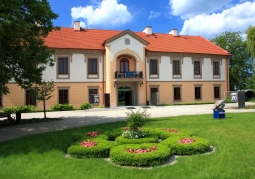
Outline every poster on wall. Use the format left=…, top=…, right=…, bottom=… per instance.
left=230, top=92, right=238, bottom=102
left=94, top=95, right=100, bottom=103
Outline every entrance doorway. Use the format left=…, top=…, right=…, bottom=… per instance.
left=150, top=88, right=158, bottom=106
left=118, top=86, right=132, bottom=106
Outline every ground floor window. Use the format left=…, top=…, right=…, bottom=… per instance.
left=89, top=89, right=98, bottom=103
left=214, top=86, right=220, bottom=99
left=174, top=87, right=181, bottom=100
left=59, top=90, right=68, bottom=104
left=195, top=87, right=201, bottom=99
left=26, top=90, right=36, bottom=105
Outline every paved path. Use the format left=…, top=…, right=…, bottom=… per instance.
left=0, top=102, right=254, bottom=142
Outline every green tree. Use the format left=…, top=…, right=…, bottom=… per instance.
left=246, top=25, right=255, bottom=58
left=211, top=31, right=254, bottom=90
left=0, top=0, right=58, bottom=95
left=33, top=80, right=55, bottom=118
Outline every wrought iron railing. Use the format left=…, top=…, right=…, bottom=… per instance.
left=115, top=71, right=143, bottom=78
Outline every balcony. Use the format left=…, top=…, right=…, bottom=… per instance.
left=115, top=71, right=143, bottom=79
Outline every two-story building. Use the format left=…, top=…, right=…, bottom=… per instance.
left=1, top=21, right=231, bottom=110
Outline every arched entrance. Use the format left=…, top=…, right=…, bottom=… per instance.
left=118, top=86, right=132, bottom=106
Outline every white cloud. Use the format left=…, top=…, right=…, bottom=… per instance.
left=170, top=0, right=232, bottom=19
left=71, top=0, right=133, bottom=27
left=180, top=2, right=255, bottom=38
left=148, top=11, right=162, bottom=19
left=80, top=21, right=86, bottom=28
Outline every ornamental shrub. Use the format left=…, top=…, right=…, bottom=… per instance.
left=2, top=107, right=16, bottom=113
left=80, top=102, right=92, bottom=110
left=161, top=136, right=210, bottom=155
left=116, top=136, right=158, bottom=145
left=102, top=128, right=124, bottom=141
left=51, top=104, right=74, bottom=111
left=125, top=109, right=150, bottom=132
left=110, top=143, right=171, bottom=167
left=149, top=128, right=193, bottom=139
left=67, top=138, right=116, bottom=158
left=15, top=105, right=37, bottom=113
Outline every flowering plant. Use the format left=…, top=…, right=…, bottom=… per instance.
left=179, top=138, right=196, bottom=144
left=126, top=146, right=158, bottom=154
left=161, top=128, right=181, bottom=133
left=122, top=130, right=147, bottom=139
left=87, top=131, right=100, bottom=137
left=80, top=141, right=97, bottom=147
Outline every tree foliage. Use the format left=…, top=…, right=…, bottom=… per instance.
left=33, top=80, right=55, bottom=118
left=246, top=25, right=255, bottom=58
left=210, top=31, right=254, bottom=90
left=0, top=0, right=58, bottom=95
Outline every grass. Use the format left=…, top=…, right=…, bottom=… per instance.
left=0, top=113, right=255, bottom=179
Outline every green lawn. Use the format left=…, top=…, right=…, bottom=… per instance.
left=0, top=113, right=255, bottom=179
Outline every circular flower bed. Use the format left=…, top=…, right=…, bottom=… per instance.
left=161, top=136, right=210, bottom=155
left=148, top=128, right=193, bottom=139
left=67, top=138, right=115, bottom=158
left=110, top=143, right=171, bottom=167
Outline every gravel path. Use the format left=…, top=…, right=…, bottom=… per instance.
left=0, top=103, right=254, bottom=142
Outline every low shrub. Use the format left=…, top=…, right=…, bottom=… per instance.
left=67, top=138, right=116, bottom=158
left=80, top=102, right=92, bottom=110
left=15, top=105, right=37, bottom=113
left=51, top=104, right=74, bottom=111
left=102, top=128, right=124, bottom=141
left=110, top=143, right=171, bottom=167
left=125, top=109, right=150, bottom=132
left=115, top=136, right=158, bottom=145
left=2, top=107, right=16, bottom=114
left=161, top=136, right=210, bottom=155
left=149, top=128, right=193, bottom=139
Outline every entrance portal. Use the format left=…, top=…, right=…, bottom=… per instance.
left=118, top=86, right=132, bottom=106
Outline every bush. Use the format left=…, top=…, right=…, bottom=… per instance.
left=2, top=105, right=37, bottom=113
left=161, top=136, right=210, bottom=155
left=125, top=109, right=150, bottom=135
left=102, top=128, right=124, bottom=141
left=67, top=138, right=116, bottom=158
left=15, top=105, right=37, bottom=113
left=80, top=102, right=92, bottom=110
left=110, top=143, right=171, bottom=167
left=2, top=107, right=16, bottom=113
left=149, top=128, right=193, bottom=139
left=51, top=104, right=74, bottom=111
left=115, top=136, right=158, bottom=145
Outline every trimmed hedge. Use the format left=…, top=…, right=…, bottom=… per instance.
left=102, top=128, right=124, bottom=141
left=148, top=128, right=193, bottom=139
left=115, top=136, right=158, bottom=145
left=67, top=138, right=116, bottom=158
left=110, top=143, right=171, bottom=167
left=51, top=104, right=74, bottom=111
left=161, top=136, right=210, bottom=155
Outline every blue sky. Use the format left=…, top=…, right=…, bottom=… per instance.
left=48, top=0, right=255, bottom=39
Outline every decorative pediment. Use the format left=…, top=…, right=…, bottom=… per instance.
left=104, top=29, right=149, bottom=46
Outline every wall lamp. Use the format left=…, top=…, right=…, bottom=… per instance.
left=114, top=81, right=116, bottom=87
left=140, top=81, right=143, bottom=87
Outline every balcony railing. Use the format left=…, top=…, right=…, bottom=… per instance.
left=115, top=71, right=143, bottom=79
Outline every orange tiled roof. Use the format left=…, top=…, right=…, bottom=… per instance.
left=44, top=28, right=230, bottom=56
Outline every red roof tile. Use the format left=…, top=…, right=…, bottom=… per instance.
left=44, top=28, right=230, bottom=56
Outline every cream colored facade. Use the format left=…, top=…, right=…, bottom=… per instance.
left=1, top=29, right=229, bottom=110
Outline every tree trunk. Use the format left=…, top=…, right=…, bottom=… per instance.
left=43, top=99, right=46, bottom=119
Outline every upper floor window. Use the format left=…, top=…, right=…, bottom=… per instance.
left=150, top=60, right=157, bottom=74
left=194, top=61, right=200, bottom=75
left=26, top=90, right=36, bottom=106
left=58, top=58, right=68, bottom=74
left=120, top=58, right=129, bottom=72
left=173, top=61, right=180, bottom=74
left=88, top=59, right=97, bottom=74
left=213, top=62, right=219, bottom=75
left=59, top=89, right=68, bottom=104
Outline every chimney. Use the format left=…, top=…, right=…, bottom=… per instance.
left=143, top=26, right=152, bottom=35
left=169, top=29, right=178, bottom=36
left=74, top=21, right=80, bottom=31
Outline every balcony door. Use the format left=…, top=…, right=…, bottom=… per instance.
left=120, top=58, right=129, bottom=72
